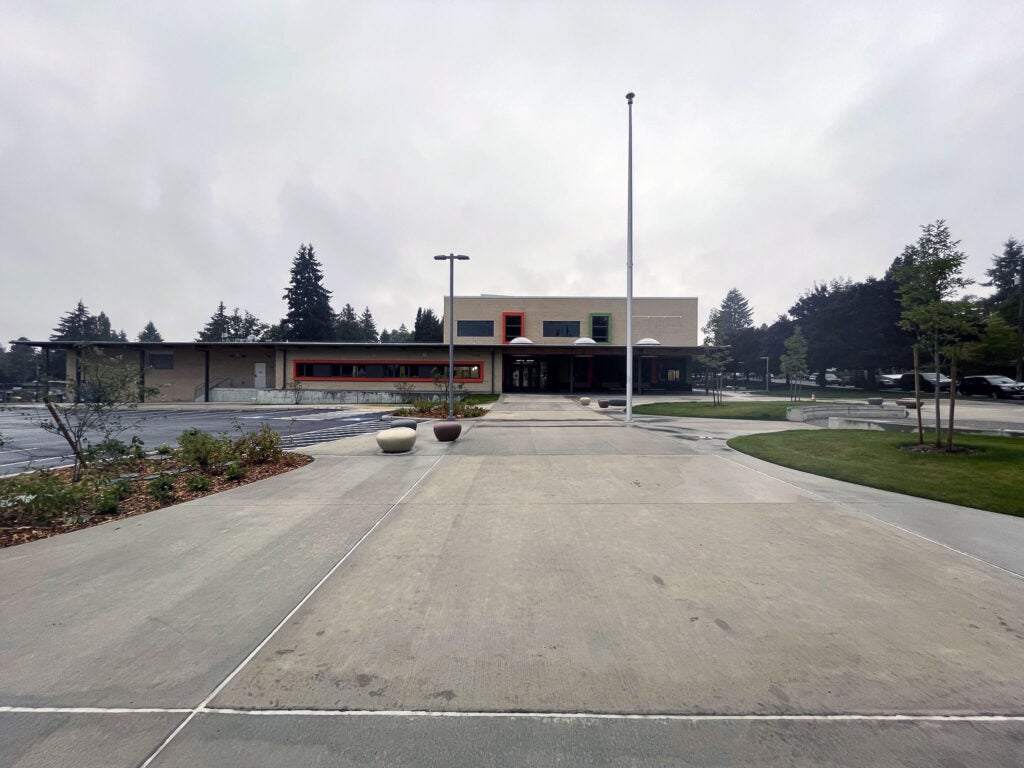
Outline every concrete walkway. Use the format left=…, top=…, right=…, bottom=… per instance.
left=2, top=395, right=1023, bottom=766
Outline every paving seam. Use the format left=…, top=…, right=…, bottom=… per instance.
left=135, top=453, right=447, bottom=768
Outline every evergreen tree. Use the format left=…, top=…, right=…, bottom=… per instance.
left=226, top=308, right=269, bottom=341
left=282, top=243, right=335, bottom=341
left=51, top=301, right=93, bottom=341
left=335, top=303, right=362, bottom=341
left=379, top=329, right=392, bottom=343
left=982, top=237, right=1023, bottom=307
left=359, top=306, right=378, bottom=343
left=138, top=322, right=163, bottom=342
left=716, top=288, right=754, bottom=344
left=90, top=312, right=113, bottom=341
left=6, top=339, right=40, bottom=382
left=197, top=302, right=230, bottom=341
left=413, top=307, right=443, bottom=342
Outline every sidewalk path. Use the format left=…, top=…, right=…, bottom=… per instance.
left=2, top=395, right=1022, bottom=767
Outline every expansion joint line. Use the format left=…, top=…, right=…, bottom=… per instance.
left=136, top=454, right=447, bottom=768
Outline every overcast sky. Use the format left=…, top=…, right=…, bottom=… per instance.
left=2, top=0, right=1022, bottom=345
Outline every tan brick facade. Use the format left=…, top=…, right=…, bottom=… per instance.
left=442, top=296, right=698, bottom=346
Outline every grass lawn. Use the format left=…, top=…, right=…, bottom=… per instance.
left=728, top=430, right=1024, bottom=517
left=634, top=401, right=794, bottom=420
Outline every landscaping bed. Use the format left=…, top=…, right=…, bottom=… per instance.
left=1, top=426, right=312, bottom=548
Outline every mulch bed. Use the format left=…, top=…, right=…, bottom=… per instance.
left=1, top=453, right=313, bottom=549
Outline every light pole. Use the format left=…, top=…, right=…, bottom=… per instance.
left=625, top=91, right=635, bottom=423
left=434, top=253, right=469, bottom=420
left=1016, top=260, right=1023, bottom=382
left=761, top=356, right=770, bottom=391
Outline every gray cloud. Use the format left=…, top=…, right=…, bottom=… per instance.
left=2, top=1, right=1021, bottom=345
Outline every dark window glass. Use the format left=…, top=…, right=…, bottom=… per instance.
left=591, top=315, right=610, bottom=343
left=504, top=314, right=523, bottom=342
left=457, top=320, right=494, bottom=337
left=542, top=321, right=580, bottom=338
left=148, top=353, right=174, bottom=370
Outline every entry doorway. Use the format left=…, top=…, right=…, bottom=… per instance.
left=254, top=362, right=267, bottom=389
left=507, top=358, right=547, bottom=391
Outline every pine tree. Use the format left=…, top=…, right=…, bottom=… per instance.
left=282, top=243, right=335, bottom=341
left=359, top=307, right=378, bottom=343
left=413, top=307, right=443, bottom=342
left=334, top=303, right=361, bottom=341
left=197, top=302, right=230, bottom=341
left=716, top=288, right=754, bottom=344
left=138, top=322, right=163, bottom=342
left=51, top=301, right=93, bottom=341
left=90, top=312, right=113, bottom=340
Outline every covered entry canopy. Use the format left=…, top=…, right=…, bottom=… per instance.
left=500, top=343, right=705, bottom=394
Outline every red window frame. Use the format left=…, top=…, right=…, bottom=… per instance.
left=293, top=359, right=484, bottom=383
left=502, top=312, right=525, bottom=343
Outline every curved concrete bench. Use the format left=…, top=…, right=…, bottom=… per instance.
left=376, top=427, right=417, bottom=453
left=579, top=397, right=591, bottom=406
left=389, top=418, right=418, bottom=430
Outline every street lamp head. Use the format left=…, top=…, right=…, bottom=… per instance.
left=434, top=254, right=471, bottom=261
left=626, top=92, right=635, bottom=104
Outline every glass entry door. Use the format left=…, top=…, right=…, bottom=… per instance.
left=507, top=358, right=547, bottom=391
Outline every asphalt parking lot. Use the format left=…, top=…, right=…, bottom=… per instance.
left=0, top=405, right=395, bottom=477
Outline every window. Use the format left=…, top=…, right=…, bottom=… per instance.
left=457, top=320, right=494, bottom=337
left=147, top=352, right=174, bottom=370
left=590, top=314, right=611, bottom=343
left=542, top=320, right=581, bottom=338
left=502, top=312, right=524, bottom=343
left=294, top=360, right=483, bottom=383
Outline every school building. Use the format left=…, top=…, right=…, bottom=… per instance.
left=23, top=295, right=703, bottom=403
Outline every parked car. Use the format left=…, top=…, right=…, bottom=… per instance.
left=898, top=372, right=951, bottom=392
left=877, top=373, right=903, bottom=389
left=958, top=375, right=1024, bottom=399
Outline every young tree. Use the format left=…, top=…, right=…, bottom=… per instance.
left=359, top=307, right=379, bottom=343
left=891, top=220, right=979, bottom=448
left=137, top=322, right=163, bottom=342
left=38, top=348, right=157, bottom=481
left=282, top=243, right=335, bottom=341
left=780, top=327, right=808, bottom=402
left=716, top=288, right=754, bottom=344
left=698, top=309, right=732, bottom=405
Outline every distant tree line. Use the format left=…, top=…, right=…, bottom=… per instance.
left=2, top=243, right=445, bottom=383
left=701, top=222, right=1021, bottom=390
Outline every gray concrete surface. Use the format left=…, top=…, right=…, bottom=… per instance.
left=2, top=394, right=1023, bottom=767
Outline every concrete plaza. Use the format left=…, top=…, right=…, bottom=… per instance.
left=2, top=395, right=1023, bottom=766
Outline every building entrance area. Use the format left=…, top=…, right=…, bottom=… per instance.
left=503, top=353, right=691, bottom=394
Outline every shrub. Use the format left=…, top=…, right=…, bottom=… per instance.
left=225, top=463, right=247, bottom=482
left=176, top=428, right=232, bottom=472
left=155, top=444, right=174, bottom=455
left=148, top=475, right=175, bottom=503
left=0, top=471, right=88, bottom=525
left=186, top=474, right=211, bottom=492
left=94, top=487, right=121, bottom=515
left=233, top=425, right=283, bottom=466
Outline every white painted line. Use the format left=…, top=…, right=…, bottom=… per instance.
left=203, top=710, right=1024, bottom=722
left=0, top=706, right=190, bottom=715
left=3, top=705, right=1022, bottom=723
left=137, top=454, right=447, bottom=768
